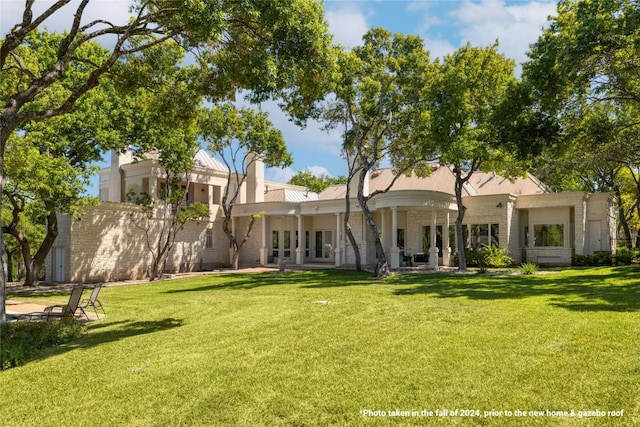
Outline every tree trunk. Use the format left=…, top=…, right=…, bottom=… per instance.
left=0, top=141, right=6, bottom=323
left=357, top=169, right=389, bottom=278
left=24, top=208, right=58, bottom=286
left=454, top=174, right=468, bottom=271
left=5, top=249, right=13, bottom=282
left=343, top=188, right=362, bottom=271
left=613, top=186, right=633, bottom=249
left=231, top=249, right=240, bottom=270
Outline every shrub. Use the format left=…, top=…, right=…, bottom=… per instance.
left=453, top=246, right=516, bottom=270
left=573, top=251, right=616, bottom=267
left=482, top=245, right=516, bottom=268
left=612, top=248, right=640, bottom=266
left=1, top=320, right=86, bottom=370
left=520, top=262, right=538, bottom=275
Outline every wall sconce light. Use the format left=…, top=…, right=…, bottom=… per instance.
left=496, top=202, right=503, bottom=208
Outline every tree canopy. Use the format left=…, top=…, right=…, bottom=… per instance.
left=524, top=0, right=640, bottom=248
left=325, top=28, right=436, bottom=277
left=199, top=103, right=289, bottom=270
left=428, top=43, right=518, bottom=270
left=0, top=0, right=334, bottom=321
left=288, top=169, right=347, bottom=193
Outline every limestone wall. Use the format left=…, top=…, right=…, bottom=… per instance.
left=55, top=203, right=228, bottom=282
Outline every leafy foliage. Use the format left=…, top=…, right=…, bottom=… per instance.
left=524, top=0, right=640, bottom=248
left=326, top=28, right=436, bottom=276
left=287, top=169, right=347, bottom=193
left=199, top=104, right=289, bottom=269
left=428, top=44, right=518, bottom=270
left=519, top=263, right=539, bottom=275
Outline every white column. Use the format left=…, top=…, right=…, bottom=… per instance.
left=148, top=175, right=158, bottom=202
left=381, top=210, right=388, bottom=254
left=429, top=210, right=439, bottom=269
left=259, top=214, right=268, bottom=265
left=443, top=210, right=451, bottom=266
left=335, top=213, right=342, bottom=267
left=296, top=215, right=304, bottom=265
left=390, top=207, right=400, bottom=269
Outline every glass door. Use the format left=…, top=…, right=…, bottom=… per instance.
left=314, top=230, right=333, bottom=261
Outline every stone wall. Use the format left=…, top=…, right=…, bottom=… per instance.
left=51, top=203, right=228, bottom=282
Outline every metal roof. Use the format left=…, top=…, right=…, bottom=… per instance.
left=193, top=149, right=228, bottom=172
left=265, top=188, right=319, bottom=203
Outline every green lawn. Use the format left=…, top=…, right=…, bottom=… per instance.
left=1, top=267, right=639, bottom=426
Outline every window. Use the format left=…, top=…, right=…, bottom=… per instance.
left=272, top=230, right=279, bottom=258
left=490, top=224, right=499, bottom=246
left=284, top=230, right=291, bottom=258
left=305, top=231, right=310, bottom=257
left=397, top=229, right=405, bottom=249
left=468, top=224, right=488, bottom=249
left=464, top=224, right=499, bottom=249
left=205, top=229, right=213, bottom=249
left=534, top=224, right=564, bottom=247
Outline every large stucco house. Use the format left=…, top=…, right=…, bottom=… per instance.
left=46, top=150, right=617, bottom=282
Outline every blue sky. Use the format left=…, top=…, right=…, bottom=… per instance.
left=0, top=0, right=558, bottom=193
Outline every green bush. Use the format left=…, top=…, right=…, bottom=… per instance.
left=520, top=262, right=538, bottom=275
left=1, top=320, right=86, bottom=370
left=572, top=249, right=640, bottom=266
left=453, top=246, right=515, bottom=270
left=482, top=245, right=516, bottom=268
left=612, top=248, right=640, bottom=265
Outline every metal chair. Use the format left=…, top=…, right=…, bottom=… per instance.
left=19, top=285, right=85, bottom=321
left=78, top=284, right=105, bottom=318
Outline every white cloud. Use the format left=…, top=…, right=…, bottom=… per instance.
left=306, top=165, right=332, bottom=177
left=265, top=166, right=295, bottom=183
left=325, top=3, right=369, bottom=49
left=451, top=0, right=557, bottom=69
left=1, top=1, right=133, bottom=37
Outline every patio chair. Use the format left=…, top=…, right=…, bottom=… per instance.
left=78, top=284, right=105, bottom=318
left=18, top=285, right=86, bottom=322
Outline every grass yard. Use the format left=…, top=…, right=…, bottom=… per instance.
left=1, top=267, right=639, bottom=426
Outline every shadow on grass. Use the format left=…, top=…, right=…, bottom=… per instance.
left=163, top=266, right=640, bottom=313
left=80, top=318, right=184, bottom=346
left=163, top=270, right=372, bottom=294
left=3, top=317, right=183, bottom=370
left=392, top=267, right=640, bottom=312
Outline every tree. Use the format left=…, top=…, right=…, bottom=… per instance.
left=199, top=104, right=290, bottom=270
left=2, top=31, right=124, bottom=286
left=428, top=44, right=517, bottom=270
left=118, top=39, right=212, bottom=281
left=0, top=0, right=333, bottom=321
left=524, top=0, right=640, bottom=249
left=288, top=169, right=347, bottom=193
left=1, top=198, right=45, bottom=282
left=325, top=29, right=436, bottom=277
left=4, top=132, right=99, bottom=286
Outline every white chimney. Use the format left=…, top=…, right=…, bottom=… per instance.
left=245, top=152, right=264, bottom=203
left=108, top=150, right=132, bottom=202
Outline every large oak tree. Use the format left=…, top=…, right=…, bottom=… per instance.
left=0, top=0, right=333, bottom=321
